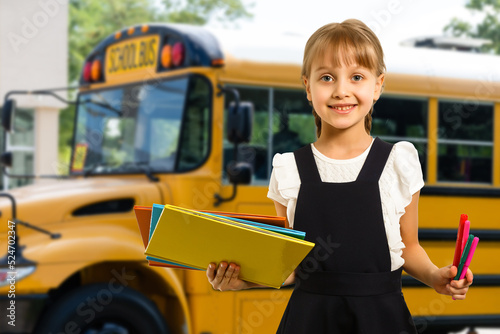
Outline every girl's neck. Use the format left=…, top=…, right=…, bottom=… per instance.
left=314, top=130, right=373, bottom=160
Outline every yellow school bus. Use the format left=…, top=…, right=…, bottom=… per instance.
left=0, top=23, right=499, bottom=334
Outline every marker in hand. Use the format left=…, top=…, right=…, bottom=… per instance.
left=461, top=220, right=470, bottom=254
left=458, top=237, right=479, bottom=280
left=453, top=214, right=468, bottom=268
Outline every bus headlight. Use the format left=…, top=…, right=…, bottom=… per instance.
left=0, top=266, right=36, bottom=288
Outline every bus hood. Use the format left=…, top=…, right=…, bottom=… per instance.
left=0, top=177, right=163, bottom=233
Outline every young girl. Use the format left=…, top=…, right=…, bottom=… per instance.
left=206, top=19, right=473, bottom=333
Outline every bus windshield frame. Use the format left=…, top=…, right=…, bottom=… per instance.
left=70, top=74, right=212, bottom=177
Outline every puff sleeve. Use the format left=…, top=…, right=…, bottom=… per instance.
left=380, top=141, right=425, bottom=270
left=267, top=152, right=302, bottom=227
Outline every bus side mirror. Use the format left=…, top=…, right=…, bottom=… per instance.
left=227, top=101, right=253, bottom=144
left=214, top=100, right=254, bottom=206
left=2, top=99, right=16, bottom=132
left=226, top=161, right=251, bottom=184
left=0, top=152, right=13, bottom=167
left=225, top=100, right=254, bottom=185
left=214, top=159, right=252, bottom=206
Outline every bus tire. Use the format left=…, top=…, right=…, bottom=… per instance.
left=34, top=283, right=170, bottom=334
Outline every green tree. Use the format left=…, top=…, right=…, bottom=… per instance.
left=59, top=0, right=252, bottom=173
left=444, top=0, right=500, bottom=54
left=162, top=0, right=252, bottom=26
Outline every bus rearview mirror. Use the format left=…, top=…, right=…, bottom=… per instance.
left=0, top=152, right=13, bottom=168
left=227, top=161, right=252, bottom=185
left=227, top=101, right=253, bottom=144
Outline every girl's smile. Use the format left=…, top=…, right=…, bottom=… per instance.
left=329, top=104, right=358, bottom=114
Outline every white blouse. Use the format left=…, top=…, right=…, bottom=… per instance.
left=267, top=139, right=425, bottom=271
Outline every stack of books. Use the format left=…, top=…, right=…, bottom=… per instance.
left=134, top=204, right=315, bottom=288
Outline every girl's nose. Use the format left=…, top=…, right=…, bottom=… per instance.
left=332, top=80, right=348, bottom=99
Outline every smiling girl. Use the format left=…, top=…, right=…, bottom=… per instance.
left=207, top=19, right=473, bottom=333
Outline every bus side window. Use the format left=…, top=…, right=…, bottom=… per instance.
left=372, top=96, right=428, bottom=181
left=272, top=89, right=315, bottom=156
left=437, top=100, right=493, bottom=183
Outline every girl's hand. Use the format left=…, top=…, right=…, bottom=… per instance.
left=206, top=262, right=249, bottom=291
left=433, top=265, right=473, bottom=300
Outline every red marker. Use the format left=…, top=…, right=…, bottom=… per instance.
left=453, top=214, right=468, bottom=267
left=461, top=220, right=470, bottom=254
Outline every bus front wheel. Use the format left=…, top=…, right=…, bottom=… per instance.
left=35, top=283, right=170, bottom=334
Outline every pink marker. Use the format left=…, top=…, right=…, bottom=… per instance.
left=459, top=237, right=479, bottom=280
left=461, top=220, right=470, bottom=253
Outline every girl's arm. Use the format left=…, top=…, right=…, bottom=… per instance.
left=400, top=191, right=473, bottom=300
left=206, top=200, right=295, bottom=290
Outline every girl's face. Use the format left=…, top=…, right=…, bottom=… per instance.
left=303, top=50, right=384, bottom=136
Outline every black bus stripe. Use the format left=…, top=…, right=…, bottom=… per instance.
left=419, top=229, right=500, bottom=241
left=422, top=186, right=500, bottom=197
left=403, top=275, right=500, bottom=287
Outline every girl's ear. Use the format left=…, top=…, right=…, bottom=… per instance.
left=373, top=73, right=385, bottom=100
left=302, top=75, right=312, bottom=101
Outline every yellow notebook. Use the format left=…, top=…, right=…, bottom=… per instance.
left=145, top=204, right=315, bottom=288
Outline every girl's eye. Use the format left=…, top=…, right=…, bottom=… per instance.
left=352, top=75, right=363, bottom=82
left=320, top=75, right=333, bottom=82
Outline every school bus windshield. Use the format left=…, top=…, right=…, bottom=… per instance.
left=71, top=74, right=212, bottom=175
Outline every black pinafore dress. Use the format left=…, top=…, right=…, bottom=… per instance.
left=277, top=138, right=417, bottom=334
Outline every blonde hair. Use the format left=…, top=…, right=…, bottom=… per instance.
left=301, top=19, right=386, bottom=137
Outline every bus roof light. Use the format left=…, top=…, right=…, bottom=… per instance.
left=115, top=31, right=122, bottom=39
left=83, top=61, right=92, bottom=82
left=128, top=27, right=135, bottom=35
left=91, top=59, right=102, bottom=81
left=141, top=25, right=149, bottom=33
left=161, top=45, right=172, bottom=68
left=172, top=42, right=185, bottom=67
left=212, top=59, right=225, bottom=67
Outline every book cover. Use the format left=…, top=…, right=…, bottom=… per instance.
left=144, top=204, right=315, bottom=288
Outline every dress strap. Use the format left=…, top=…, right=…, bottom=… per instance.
left=293, top=145, right=322, bottom=184
left=356, top=137, right=393, bottom=182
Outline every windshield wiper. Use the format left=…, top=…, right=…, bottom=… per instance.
left=83, top=162, right=118, bottom=177
left=82, top=100, right=123, bottom=117
left=119, top=161, right=159, bottom=182
left=83, top=161, right=159, bottom=182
